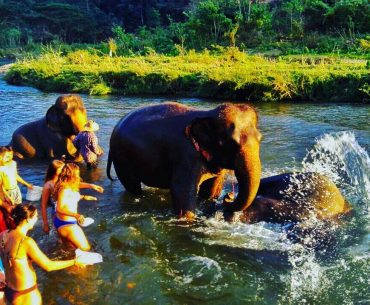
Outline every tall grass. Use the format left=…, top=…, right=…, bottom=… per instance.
left=5, top=48, right=369, bottom=102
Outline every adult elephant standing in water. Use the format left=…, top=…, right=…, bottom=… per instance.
left=107, top=102, right=262, bottom=219
left=10, top=94, right=88, bottom=160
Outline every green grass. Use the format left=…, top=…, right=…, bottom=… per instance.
left=4, top=48, right=369, bottom=102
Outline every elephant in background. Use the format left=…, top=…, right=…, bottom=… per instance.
left=10, top=94, right=88, bottom=160
left=224, top=172, right=351, bottom=223
left=107, top=102, right=262, bottom=219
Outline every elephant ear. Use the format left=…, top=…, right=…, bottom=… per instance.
left=46, top=105, right=74, bottom=136
left=187, top=117, right=217, bottom=160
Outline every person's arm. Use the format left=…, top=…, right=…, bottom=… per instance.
left=79, top=182, right=104, bottom=193
left=40, top=184, right=51, bottom=234
left=25, top=237, right=85, bottom=270
left=89, top=133, right=103, bottom=156
left=16, top=174, right=33, bottom=189
left=1, top=183, right=14, bottom=209
left=80, top=194, right=97, bottom=201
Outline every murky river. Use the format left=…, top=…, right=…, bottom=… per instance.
left=0, top=75, right=369, bottom=305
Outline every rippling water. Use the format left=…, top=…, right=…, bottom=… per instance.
left=0, top=76, right=369, bottom=305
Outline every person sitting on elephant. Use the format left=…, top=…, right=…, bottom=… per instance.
left=0, top=146, right=33, bottom=206
left=52, top=163, right=97, bottom=250
left=73, top=120, right=103, bottom=169
left=41, top=159, right=104, bottom=234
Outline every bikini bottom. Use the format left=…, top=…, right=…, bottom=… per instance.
left=4, top=284, right=38, bottom=303
left=53, top=216, right=77, bottom=230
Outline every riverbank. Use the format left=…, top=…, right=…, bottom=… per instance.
left=0, top=63, right=13, bottom=73
left=4, top=49, right=369, bottom=102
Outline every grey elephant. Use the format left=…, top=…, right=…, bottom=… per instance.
left=107, top=102, right=262, bottom=219
left=10, top=94, right=88, bottom=160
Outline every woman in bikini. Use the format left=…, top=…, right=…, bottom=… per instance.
left=0, top=204, right=86, bottom=305
left=53, top=163, right=96, bottom=251
left=41, top=160, right=104, bottom=234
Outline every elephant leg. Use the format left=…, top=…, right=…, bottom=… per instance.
left=170, top=162, right=202, bottom=218
left=198, top=173, right=225, bottom=200
left=114, top=159, right=142, bottom=195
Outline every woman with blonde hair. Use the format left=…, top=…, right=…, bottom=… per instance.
left=53, top=163, right=96, bottom=250
left=0, top=203, right=86, bottom=305
left=41, top=160, right=103, bottom=234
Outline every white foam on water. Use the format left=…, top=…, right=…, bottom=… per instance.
left=165, top=255, right=223, bottom=289
left=282, top=248, right=329, bottom=303
left=179, top=256, right=222, bottom=284
left=302, top=131, right=370, bottom=208
left=191, top=218, right=294, bottom=252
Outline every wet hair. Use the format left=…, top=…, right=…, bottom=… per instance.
left=44, top=159, right=65, bottom=183
left=53, top=162, right=80, bottom=198
left=11, top=203, right=37, bottom=227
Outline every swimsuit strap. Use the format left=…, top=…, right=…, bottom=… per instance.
left=14, top=236, right=26, bottom=260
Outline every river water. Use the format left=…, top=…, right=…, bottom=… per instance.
left=0, top=76, right=369, bottom=305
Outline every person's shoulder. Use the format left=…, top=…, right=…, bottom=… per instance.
left=23, top=236, right=37, bottom=249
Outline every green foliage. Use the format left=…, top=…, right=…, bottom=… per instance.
left=5, top=48, right=369, bottom=103
left=0, top=0, right=369, bottom=56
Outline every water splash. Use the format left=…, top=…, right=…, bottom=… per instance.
left=302, top=131, right=370, bottom=208
left=178, top=256, right=222, bottom=285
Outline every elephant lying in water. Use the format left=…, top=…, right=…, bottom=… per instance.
left=107, top=102, right=262, bottom=219
left=223, top=172, right=351, bottom=223
left=10, top=94, right=88, bottom=160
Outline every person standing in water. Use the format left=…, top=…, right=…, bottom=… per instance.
left=0, top=203, right=86, bottom=305
left=53, top=163, right=96, bottom=250
left=41, top=160, right=104, bottom=234
left=73, top=120, right=103, bottom=169
left=0, top=146, right=33, bottom=206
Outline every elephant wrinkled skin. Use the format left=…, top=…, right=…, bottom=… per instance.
left=10, top=94, right=88, bottom=160
left=107, top=102, right=262, bottom=218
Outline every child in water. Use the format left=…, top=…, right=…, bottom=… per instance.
left=0, top=146, right=33, bottom=206
left=73, top=120, right=103, bottom=169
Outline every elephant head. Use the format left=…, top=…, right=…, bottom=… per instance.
left=187, top=104, right=262, bottom=212
left=46, top=94, right=88, bottom=136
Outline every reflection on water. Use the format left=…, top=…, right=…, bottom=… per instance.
left=0, top=76, right=369, bottom=304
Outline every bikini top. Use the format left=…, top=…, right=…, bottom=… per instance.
left=0, top=231, right=29, bottom=267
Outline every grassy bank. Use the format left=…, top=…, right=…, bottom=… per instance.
left=4, top=49, right=369, bottom=102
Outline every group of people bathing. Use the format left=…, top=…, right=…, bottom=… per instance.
left=0, top=120, right=104, bottom=304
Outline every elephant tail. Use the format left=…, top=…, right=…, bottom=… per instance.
left=106, top=148, right=115, bottom=181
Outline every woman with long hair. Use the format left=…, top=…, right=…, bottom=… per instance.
left=41, top=160, right=103, bottom=234
left=0, top=204, right=85, bottom=305
left=53, top=163, right=96, bottom=250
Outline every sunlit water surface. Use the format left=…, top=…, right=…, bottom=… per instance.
left=0, top=76, right=369, bottom=305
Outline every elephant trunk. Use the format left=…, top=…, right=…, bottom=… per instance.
left=224, top=144, right=261, bottom=212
